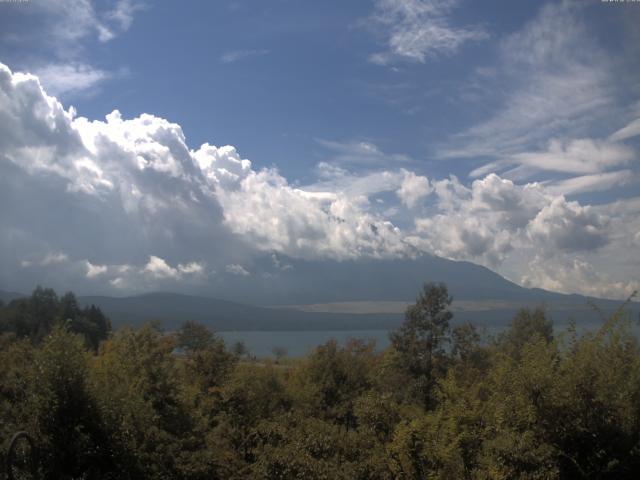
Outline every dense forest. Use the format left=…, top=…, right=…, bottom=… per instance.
left=1, top=284, right=639, bottom=479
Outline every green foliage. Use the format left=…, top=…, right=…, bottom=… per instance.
left=176, top=320, right=215, bottom=352
left=290, top=338, right=376, bottom=427
left=390, top=282, right=453, bottom=408
left=1, top=285, right=640, bottom=479
left=91, top=324, right=214, bottom=479
left=29, top=326, right=114, bottom=479
left=0, top=287, right=111, bottom=349
left=497, top=306, right=553, bottom=358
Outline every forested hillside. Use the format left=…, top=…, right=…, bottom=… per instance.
left=1, top=284, right=639, bottom=479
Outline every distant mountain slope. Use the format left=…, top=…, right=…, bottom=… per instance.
left=4, top=253, right=637, bottom=332
left=76, top=291, right=637, bottom=333
left=78, top=292, right=403, bottom=331
left=207, top=255, right=604, bottom=306
left=0, top=290, right=25, bottom=304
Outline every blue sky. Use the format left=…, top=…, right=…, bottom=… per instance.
left=1, top=0, right=639, bottom=299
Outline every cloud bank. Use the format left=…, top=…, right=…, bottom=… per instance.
left=0, top=62, right=638, bottom=299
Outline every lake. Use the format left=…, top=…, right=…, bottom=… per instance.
left=219, top=318, right=640, bottom=358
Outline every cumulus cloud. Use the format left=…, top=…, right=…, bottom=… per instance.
left=527, top=197, right=609, bottom=252
left=407, top=174, right=616, bottom=268
left=144, top=255, right=180, bottom=279
left=0, top=62, right=412, bottom=294
left=521, top=255, right=639, bottom=300
left=86, top=261, right=108, bottom=278
left=408, top=174, right=549, bottom=266
left=208, top=162, right=409, bottom=260
left=367, top=0, right=486, bottom=65
left=0, top=61, right=637, bottom=299
left=0, top=62, right=235, bottom=293
left=412, top=214, right=513, bottom=267
left=141, top=256, right=203, bottom=280
left=396, top=169, right=431, bottom=208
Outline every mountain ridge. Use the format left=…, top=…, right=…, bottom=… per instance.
left=2, top=254, right=635, bottom=332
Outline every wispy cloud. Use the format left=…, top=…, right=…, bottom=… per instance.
left=469, top=137, right=635, bottom=180
left=366, top=0, right=486, bottom=65
left=610, top=117, right=640, bottom=142
left=438, top=0, right=640, bottom=201
left=226, top=264, right=250, bottom=276
left=545, top=170, right=636, bottom=196
left=220, top=49, right=269, bottom=63
left=316, top=138, right=412, bottom=166
left=33, top=63, right=116, bottom=97
left=0, top=1, right=143, bottom=95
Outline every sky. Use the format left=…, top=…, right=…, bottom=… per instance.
left=0, top=0, right=639, bottom=300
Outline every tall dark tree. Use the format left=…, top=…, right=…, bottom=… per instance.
left=497, top=306, right=552, bottom=358
left=390, top=282, right=453, bottom=408
left=29, top=286, right=59, bottom=342
left=176, top=320, right=215, bottom=353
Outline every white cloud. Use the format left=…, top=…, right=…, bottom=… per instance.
left=308, top=165, right=406, bottom=199
left=0, top=61, right=638, bottom=299
left=610, top=117, right=640, bottom=142
left=409, top=174, right=549, bottom=266
left=84, top=256, right=207, bottom=287
left=396, top=169, right=431, bottom=208
left=144, top=255, right=179, bottom=279
left=178, top=262, right=204, bottom=275
left=412, top=214, right=513, bottom=267
left=34, top=63, right=111, bottom=97
left=316, top=139, right=412, bottom=166
left=31, top=0, right=140, bottom=50
left=206, top=160, right=410, bottom=260
left=441, top=2, right=617, bottom=166
left=86, top=261, right=108, bottom=278
left=0, top=1, right=141, bottom=96
left=21, top=252, right=69, bottom=268
left=508, top=138, right=634, bottom=175
left=408, top=173, right=618, bottom=270
left=41, top=252, right=69, bottom=266
left=367, top=0, right=486, bottom=65
left=521, top=255, right=639, bottom=300
left=107, top=0, right=143, bottom=31
left=141, top=256, right=205, bottom=281
left=546, top=170, right=635, bottom=196
left=527, top=197, right=609, bottom=252
left=226, top=264, right=250, bottom=276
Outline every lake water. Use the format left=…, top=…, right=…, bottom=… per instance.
left=219, top=330, right=391, bottom=358
left=219, top=319, right=640, bottom=358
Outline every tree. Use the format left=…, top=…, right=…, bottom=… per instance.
left=176, top=320, right=214, bottom=353
left=0, top=288, right=110, bottom=348
left=451, top=322, right=481, bottom=363
left=272, top=346, right=287, bottom=363
left=232, top=341, right=249, bottom=359
left=30, top=326, right=113, bottom=479
left=290, top=338, right=376, bottom=427
left=390, top=282, right=453, bottom=409
left=497, top=306, right=552, bottom=358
